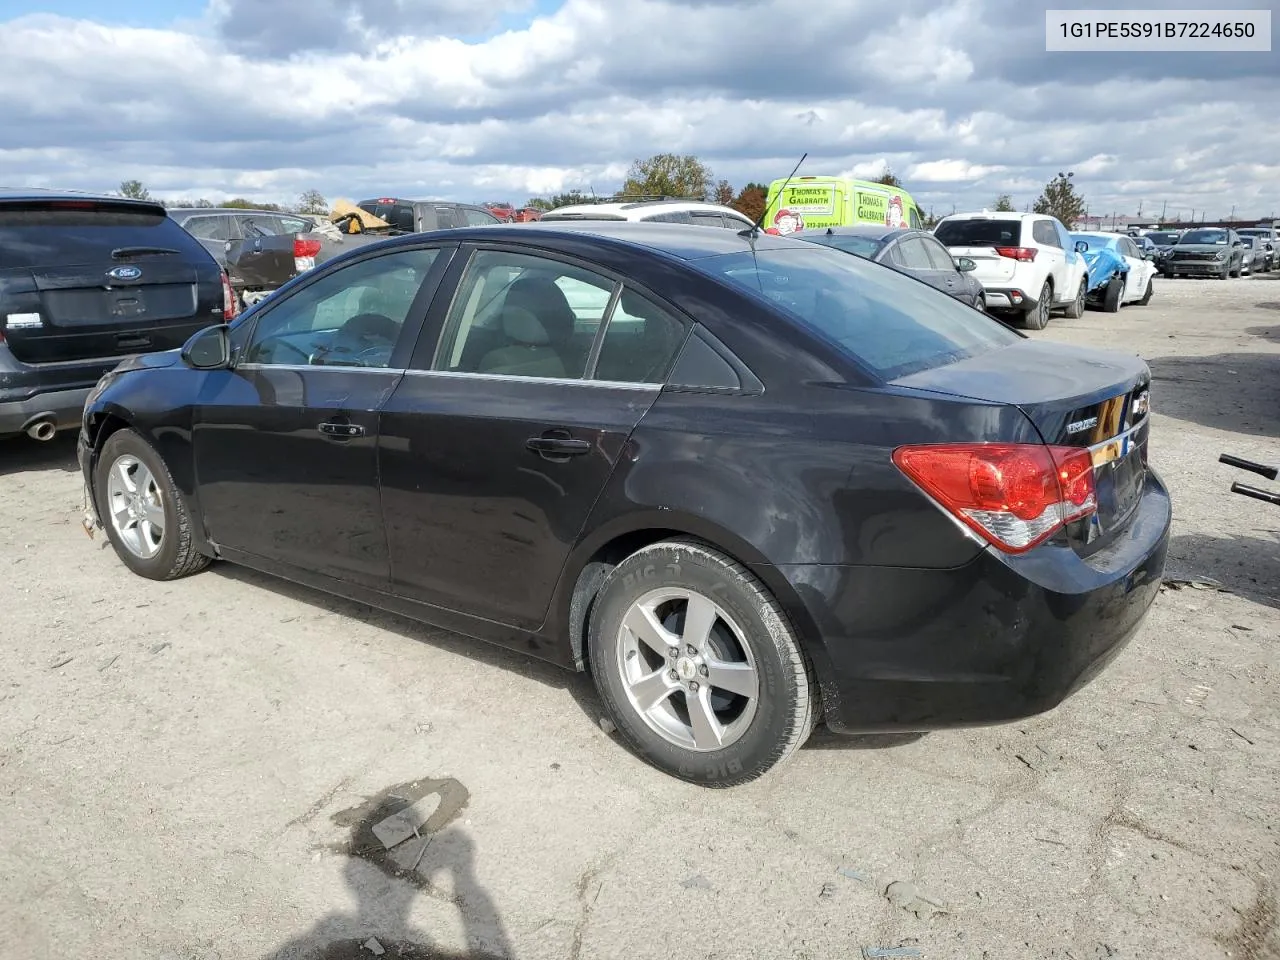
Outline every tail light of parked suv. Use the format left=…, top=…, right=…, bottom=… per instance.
left=994, top=246, right=1038, bottom=262
left=893, top=443, right=1096, bottom=553
left=221, top=270, right=239, bottom=321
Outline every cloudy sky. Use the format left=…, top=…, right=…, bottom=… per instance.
left=0, top=0, right=1276, bottom=219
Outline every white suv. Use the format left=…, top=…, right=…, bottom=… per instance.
left=933, top=212, right=1089, bottom=329
left=540, top=198, right=755, bottom=230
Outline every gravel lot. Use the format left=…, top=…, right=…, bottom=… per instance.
left=2, top=275, right=1278, bottom=960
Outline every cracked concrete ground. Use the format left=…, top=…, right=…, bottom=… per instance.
left=2, top=275, right=1278, bottom=960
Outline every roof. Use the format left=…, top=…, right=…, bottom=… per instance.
left=0, top=186, right=164, bottom=210
left=167, top=206, right=293, bottom=216
left=339, top=220, right=801, bottom=262
left=543, top=200, right=752, bottom=220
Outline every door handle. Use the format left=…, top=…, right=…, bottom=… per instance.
left=318, top=420, right=365, bottom=439
left=526, top=434, right=591, bottom=458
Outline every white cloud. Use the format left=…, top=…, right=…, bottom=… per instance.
left=0, top=0, right=1276, bottom=218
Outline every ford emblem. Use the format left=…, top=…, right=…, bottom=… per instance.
left=108, top=265, right=142, bottom=281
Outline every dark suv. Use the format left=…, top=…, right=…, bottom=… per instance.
left=0, top=190, right=232, bottom=441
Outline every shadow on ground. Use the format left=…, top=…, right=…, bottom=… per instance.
left=803, top=729, right=925, bottom=750
left=1246, top=323, right=1280, bottom=344
left=0, top=432, right=79, bottom=477
left=1146, top=352, right=1280, bottom=439
left=1167, top=530, right=1280, bottom=611
left=263, top=777, right=511, bottom=960
left=212, top=563, right=604, bottom=723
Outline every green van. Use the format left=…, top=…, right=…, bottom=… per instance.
left=763, top=176, right=924, bottom=235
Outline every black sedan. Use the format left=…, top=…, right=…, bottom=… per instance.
left=78, top=222, right=1171, bottom=786
left=792, top=225, right=987, bottom=310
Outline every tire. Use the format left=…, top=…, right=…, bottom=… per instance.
left=94, top=428, right=211, bottom=581
left=1063, top=279, right=1087, bottom=319
left=1230, top=263, right=1241, bottom=278
left=1138, top=276, right=1154, bottom=306
left=586, top=538, right=818, bottom=787
left=975, top=294, right=987, bottom=314
left=1102, top=276, right=1123, bottom=312
left=1022, top=281, right=1052, bottom=330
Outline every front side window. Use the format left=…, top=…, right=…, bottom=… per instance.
left=434, top=250, right=616, bottom=379
left=243, top=248, right=440, bottom=368
left=921, top=237, right=957, bottom=270
left=463, top=208, right=500, bottom=226
left=701, top=245, right=1022, bottom=381
left=183, top=216, right=231, bottom=241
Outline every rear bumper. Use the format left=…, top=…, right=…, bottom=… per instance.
left=781, top=469, right=1172, bottom=734
left=980, top=287, right=1035, bottom=311
left=0, top=353, right=123, bottom=436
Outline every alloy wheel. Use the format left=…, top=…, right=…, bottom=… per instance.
left=614, top=587, right=760, bottom=752
left=105, top=454, right=166, bottom=559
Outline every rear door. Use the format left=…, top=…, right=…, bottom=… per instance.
left=1032, top=218, right=1068, bottom=302
left=227, top=214, right=297, bottom=289
left=191, top=243, right=454, bottom=587
left=0, top=197, right=223, bottom=365
left=933, top=216, right=1022, bottom=285
left=377, top=244, right=690, bottom=630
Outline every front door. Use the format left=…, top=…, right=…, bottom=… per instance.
left=378, top=246, right=691, bottom=630
left=191, top=244, right=453, bottom=587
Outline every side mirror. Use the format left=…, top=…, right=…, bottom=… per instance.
left=181, top=324, right=231, bottom=370
left=1233, top=240, right=1243, bottom=247
left=1074, top=240, right=1089, bottom=253
left=956, top=257, right=977, bottom=272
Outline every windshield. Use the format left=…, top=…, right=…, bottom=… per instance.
left=1073, top=234, right=1115, bottom=249
left=933, top=217, right=1022, bottom=246
left=1179, top=229, right=1229, bottom=245
left=697, top=246, right=1021, bottom=380
left=795, top=233, right=884, bottom=259
left=1147, top=232, right=1179, bottom=244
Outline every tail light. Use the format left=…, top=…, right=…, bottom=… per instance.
left=994, top=246, right=1038, bottom=262
left=892, top=443, right=1096, bottom=553
left=221, top=270, right=239, bottom=320
left=294, top=237, right=323, bottom=259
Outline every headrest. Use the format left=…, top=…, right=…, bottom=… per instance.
left=502, top=306, right=551, bottom=346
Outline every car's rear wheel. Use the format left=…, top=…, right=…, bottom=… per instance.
left=1022, top=281, right=1052, bottom=330
left=1063, top=279, right=1086, bottom=318
left=95, top=428, right=210, bottom=581
left=587, top=538, right=817, bottom=787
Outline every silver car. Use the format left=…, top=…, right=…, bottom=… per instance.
left=1239, top=237, right=1270, bottom=274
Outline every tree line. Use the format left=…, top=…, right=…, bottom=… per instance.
left=116, top=161, right=1088, bottom=228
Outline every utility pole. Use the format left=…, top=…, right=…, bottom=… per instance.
left=1161, top=200, right=1167, bottom=223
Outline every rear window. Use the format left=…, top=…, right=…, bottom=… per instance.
left=798, top=233, right=883, bottom=258
left=934, top=218, right=1023, bottom=246
left=0, top=201, right=202, bottom=269
left=1179, top=229, right=1229, bottom=245
left=701, top=246, right=1021, bottom=380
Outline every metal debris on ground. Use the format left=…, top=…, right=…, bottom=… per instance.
left=862, top=948, right=922, bottom=958
left=1161, top=575, right=1230, bottom=593
left=838, top=865, right=872, bottom=883
left=371, top=792, right=442, bottom=851
left=362, top=937, right=386, bottom=956
left=884, top=880, right=947, bottom=920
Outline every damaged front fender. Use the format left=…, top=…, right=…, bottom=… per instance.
left=1080, top=246, right=1128, bottom=294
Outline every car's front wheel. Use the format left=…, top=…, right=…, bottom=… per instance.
left=95, top=428, right=211, bottom=581
left=587, top=539, right=817, bottom=787
left=1063, top=279, right=1087, bottom=318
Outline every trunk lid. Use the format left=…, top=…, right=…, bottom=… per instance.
left=0, top=198, right=222, bottom=364
left=894, top=340, right=1152, bottom=551
left=945, top=246, right=1017, bottom=284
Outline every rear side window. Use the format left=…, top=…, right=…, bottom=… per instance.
left=641, top=211, right=693, bottom=224
left=0, top=201, right=205, bottom=269
left=1032, top=220, right=1060, bottom=247
left=183, top=215, right=232, bottom=241
left=895, top=238, right=934, bottom=270
left=933, top=218, right=1022, bottom=246
left=701, top=246, right=1022, bottom=380
left=463, top=208, right=500, bottom=226
left=688, top=211, right=728, bottom=228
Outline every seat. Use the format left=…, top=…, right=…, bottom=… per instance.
left=477, top=307, right=567, bottom=378
left=477, top=277, right=579, bottom=378
left=318, top=312, right=400, bottom=365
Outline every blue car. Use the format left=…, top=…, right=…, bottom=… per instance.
left=1069, top=232, right=1158, bottom=312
